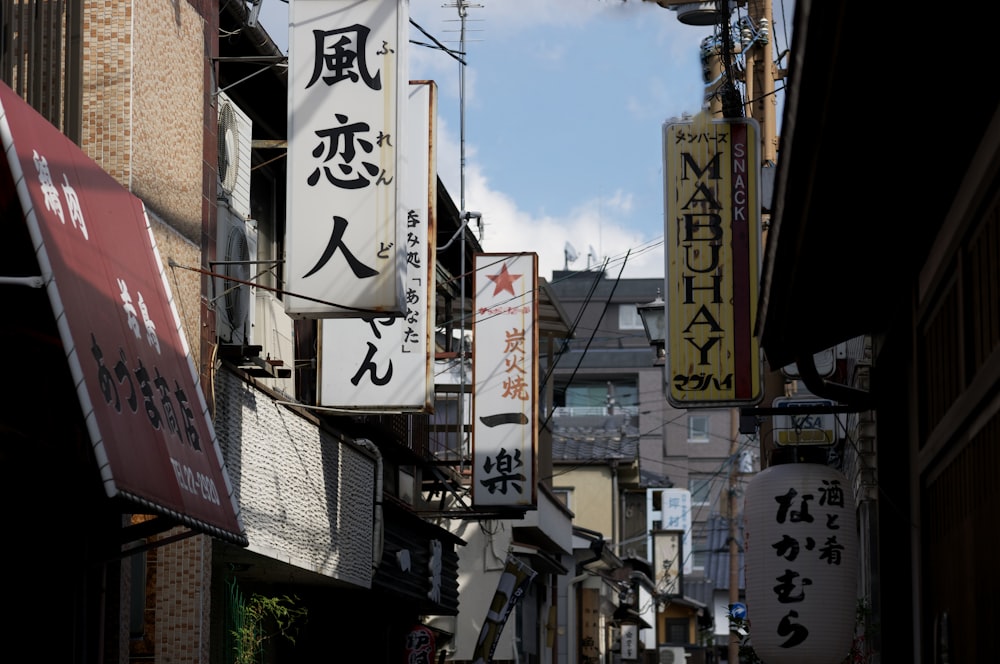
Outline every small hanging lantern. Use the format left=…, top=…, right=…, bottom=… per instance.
left=744, top=461, right=857, bottom=664
left=405, top=623, right=436, bottom=664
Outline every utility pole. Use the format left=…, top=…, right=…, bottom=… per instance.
left=717, top=8, right=745, bottom=663
left=726, top=3, right=776, bottom=663
left=745, top=0, right=777, bottom=165
left=729, top=3, right=777, bottom=662
left=727, top=409, right=741, bottom=664
left=647, top=3, right=779, bottom=662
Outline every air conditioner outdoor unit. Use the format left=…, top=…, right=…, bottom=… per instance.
left=658, top=646, right=687, bottom=664
left=217, top=91, right=252, bottom=220
left=216, top=203, right=257, bottom=346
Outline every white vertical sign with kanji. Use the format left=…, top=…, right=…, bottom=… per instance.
left=318, top=81, right=437, bottom=409
left=285, top=0, right=408, bottom=318
left=660, top=488, right=693, bottom=575
left=472, top=253, right=538, bottom=509
left=621, top=624, right=639, bottom=660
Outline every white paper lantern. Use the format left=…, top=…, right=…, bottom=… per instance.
left=744, top=462, right=857, bottom=664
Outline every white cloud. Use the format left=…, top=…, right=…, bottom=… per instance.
left=407, top=1, right=715, bottom=279
left=433, top=115, right=663, bottom=281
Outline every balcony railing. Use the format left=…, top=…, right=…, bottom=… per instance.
left=551, top=405, right=639, bottom=418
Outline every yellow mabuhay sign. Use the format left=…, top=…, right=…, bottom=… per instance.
left=663, top=113, right=763, bottom=407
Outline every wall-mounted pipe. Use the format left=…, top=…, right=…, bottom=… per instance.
left=795, top=349, right=873, bottom=411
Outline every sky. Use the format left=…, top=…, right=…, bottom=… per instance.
left=253, top=0, right=790, bottom=282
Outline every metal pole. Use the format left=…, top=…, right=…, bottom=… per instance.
left=728, top=408, right=740, bottom=664
left=732, top=4, right=775, bottom=663
left=445, top=0, right=474, bottom=461
left=460, top=223, right=467, bottom=460
left=458, top=1, right=468, bottom=212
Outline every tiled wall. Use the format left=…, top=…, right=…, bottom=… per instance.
left=81, top=0, right=205, bottom=241
left=80, top=3, right=215, bottom=662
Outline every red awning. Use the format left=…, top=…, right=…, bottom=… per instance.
left=0, top=82, right=247, bottom=546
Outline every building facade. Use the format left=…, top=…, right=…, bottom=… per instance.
left=753, top=1, right=1000, bottom=661
left=544, top=270, right=749, bottom=660
left=1, top=1, right=472, bottom=661
left=1, top=5, right=598, bottom=664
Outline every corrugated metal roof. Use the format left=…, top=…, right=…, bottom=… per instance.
left=684, top=577, right=715, bottom=609
left=701, top=513, right=745, bottom=591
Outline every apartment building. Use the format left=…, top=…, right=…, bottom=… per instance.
left=543, top=269, right=756, bottom=659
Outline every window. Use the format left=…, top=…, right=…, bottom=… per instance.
left=618, top=303, right=644, bottom=330
left=665, top=618, right=688, bottom=644
left=429, top=392, right=467, bottom=461
left=689, top=477, right=712, bottom=506
left=687, top=414, right=709, bottom=442
left=691, top=535, right=707, bottom=572
left=0, top=2, right=82, bottom=140
left=558, top=379, right=638, bottom=416
left=552, top=488, right=572, bottom=511
left=564, top=382, right=608, bottom=411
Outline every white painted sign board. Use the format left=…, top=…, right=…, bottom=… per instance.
left=772, top=397, right=837, bottom=445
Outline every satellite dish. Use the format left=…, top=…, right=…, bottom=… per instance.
left=587, top=245, right=600, bottom=269
left=564, top=242, right=579, bottom=269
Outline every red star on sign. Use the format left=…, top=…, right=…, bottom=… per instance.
left=487, top=263, right=522, bottom=297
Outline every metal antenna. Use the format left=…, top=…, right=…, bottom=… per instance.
left=439, top=0, right=482, bottom=464
left=441, top=0, right=482, bottom=213
left=458, top=0, right=468, bottom=213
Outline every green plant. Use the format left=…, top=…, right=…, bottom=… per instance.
left=230, top=587, right=308, bottom=664
left=731, top=614, right=764, bottom=664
